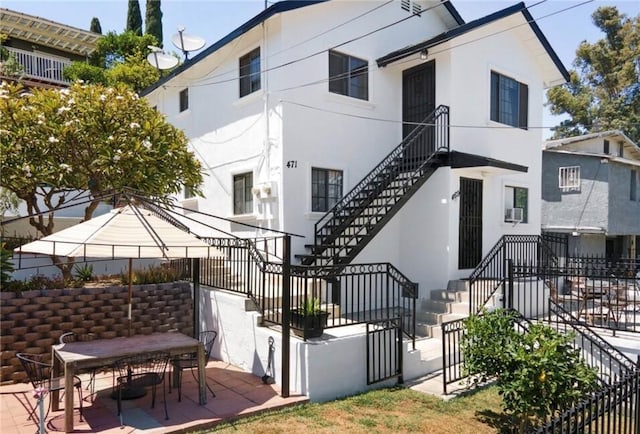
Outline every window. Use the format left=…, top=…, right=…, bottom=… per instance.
left=328, top=50, right=368, bottom=100
left=631, top=169, right=637, bottom=201
left=179, top=88, right=188, bottom=112
left=239, top=47, right=261, bottom=97
left=604, top=139, right=610, bottom=154
left=233, top=172, right=253, bottom=215
left=184, top=184, right=196, bottom=199
left=312, top=168, right=343, bottom=212
left=490, top=71, right=528, bottom=129
left=559, top=166, right=580, bottom=192
left=618, top=142, right=624, bottom=157
left=504, top=186, right=528, bottom=223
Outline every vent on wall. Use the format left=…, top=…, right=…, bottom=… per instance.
left=401, top=0, right=422, bottom=16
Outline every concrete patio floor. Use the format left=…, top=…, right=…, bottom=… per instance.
left=0, top=360, right=308, bottom=434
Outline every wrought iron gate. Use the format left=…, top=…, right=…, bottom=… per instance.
left=366, top=318, right=403, bottom=385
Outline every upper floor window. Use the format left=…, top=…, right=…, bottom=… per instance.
left=631, top=169, right=638, bottom=202
left=312, top=168, right=343, bottom=212
left=179, top=88, right=189, bottom=112
left=490, top=71, right=528, bottom=129
left=604, top=139, right=610, bottom=154
left=504, top=186, right=528, bottom=223
left=239, top=47, right=261, bottom=98
left=233, top=172, right=253, bottom=215
left=328, top=50, right=368, bottom=101
left=559, top=166, right=580, bottom=192
left=618, top=142, right=624, bottom=157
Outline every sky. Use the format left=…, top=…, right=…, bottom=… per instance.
left=2, top=0, right=639, bottom=138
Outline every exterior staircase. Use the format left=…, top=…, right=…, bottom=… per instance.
left=297, top=105, right=450, bottom=270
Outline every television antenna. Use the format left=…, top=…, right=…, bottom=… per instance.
left=146, top=45, right=178, bottom=70
left=172, top=26, right=206, bottom=60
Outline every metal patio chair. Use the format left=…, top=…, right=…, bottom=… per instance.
left=113, top=351, right=170, bottom=425
left=170, top=330, right=217, bottom=402
left=17, top=352, right=84, bottom=424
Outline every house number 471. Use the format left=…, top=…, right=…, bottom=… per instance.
left=286, top=160, right=298, bottom=168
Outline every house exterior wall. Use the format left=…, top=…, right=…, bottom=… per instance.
left=541, top=152, right=609, bottom=231
left=608, top=162, right=640, bottom=235
left=146, top=1, right=557, bottom=291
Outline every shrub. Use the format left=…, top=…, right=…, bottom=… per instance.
left=120, top=263, right=180, bottom=285
left=74, top=264, right=94, bottom=282
left=461, top=309, right=598, bottom=432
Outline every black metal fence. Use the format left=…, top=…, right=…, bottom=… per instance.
left=172, top=237, right=417, bottom=343
left=366, top=317, right=403, bottom=385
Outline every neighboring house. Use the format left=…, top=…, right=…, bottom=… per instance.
left=142, top=0, right=569, bottom=400
left=542, top=130, right=640, bottom=260
left=0, top=7, right=99, bottom=88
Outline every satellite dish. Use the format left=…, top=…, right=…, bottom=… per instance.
left=172, top=27, right=205, bottom=60
left=146, top=46, right=179, bottom=70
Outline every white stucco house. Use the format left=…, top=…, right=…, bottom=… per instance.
left=143, top=0, right=569, bottom=400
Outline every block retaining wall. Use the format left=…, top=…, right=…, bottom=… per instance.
left=0, top=281, right=193, bottom=384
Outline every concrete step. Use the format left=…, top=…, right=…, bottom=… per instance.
left=421, top=299, right=469, bottom=315
left=429, top=289, right=467, bottom=303
left=419, top=311, right=468, bottom=326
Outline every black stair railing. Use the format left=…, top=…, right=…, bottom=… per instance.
left=311, top=105, right=449, bottom=266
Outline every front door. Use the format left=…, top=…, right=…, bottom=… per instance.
left=402, top=60, right=436, bottom=168
left=459, top=177, right=483, bottom=269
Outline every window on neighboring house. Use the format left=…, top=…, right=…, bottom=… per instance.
left=559, top=166, right=581, bottom=192
left=618, top=142, right=624, bottom=157
left=312, top=168, right=343, bottom=212
left=233, top=172, right=253, bottom=215
left=328, top=50, right=368, bottom=101
left=631, top=169, right=638, bottom=201
left=604, top=139, right=610, bottom=154
left=239, top=47, right=261, bottom=98
left=490, top=71, right=528, bottom=129
left=179, top=88, right=189, bottom=112
left=504, top=186, right=528, bottom=223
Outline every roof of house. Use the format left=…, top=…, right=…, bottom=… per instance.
left=0, top=8, right=100, bottom=57
left=376, top=2, right=570, bottom=85
left=544, top=130, right=637, bottom=150
left=142, top=0, right=466, bottom=96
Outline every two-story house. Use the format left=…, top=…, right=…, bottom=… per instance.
left=542, top=130, right=640, bottom=261
left=142, top=0, right=569, bottom=398
left=0, top=7, right=99, bottom=88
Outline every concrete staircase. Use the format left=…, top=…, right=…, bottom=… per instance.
left=416, top=279, right=471, bottom=339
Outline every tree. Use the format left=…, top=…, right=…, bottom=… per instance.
left=145, top=0, right=163, bottom=48
left=547, top=6, right=640, bottom=142
left=90, top=17, right=102, bottom=34
left=63, top=31, right=161, bottom=93
left=126, top=0, right=143, bottom=36
left=0, top=81, right=203, bottom=277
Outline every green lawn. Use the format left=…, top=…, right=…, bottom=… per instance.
left=196, top=385, right=513, bottom=433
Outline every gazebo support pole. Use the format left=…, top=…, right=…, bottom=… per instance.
left=193, top=258, right=201, bottom=338
left=281, top=235, right=291, bottom=398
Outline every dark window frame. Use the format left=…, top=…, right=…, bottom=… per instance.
left=490, top=71, right=528, bottom=129
left=504, top=185, right=528, bottom=223
left=239, top=47, right=261, bottom=98
left=312, top=167, right=343, bottom=212
left=604, top=139, right=610, bottom=154
left=233, top=172, right=254, bottom=215
left=179, top=88, right=189, bottom=112
left=328, top=50, right=368, bottom=101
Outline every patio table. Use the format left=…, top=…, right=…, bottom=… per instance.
left=51, top=332, right=207, bottom=433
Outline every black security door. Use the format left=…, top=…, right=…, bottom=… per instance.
left=402, top=60, right=435, bottom=167
left=458, top=178, right=483, bottom=269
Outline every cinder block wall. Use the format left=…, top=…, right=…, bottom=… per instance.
left=0, top=282, right=193, bottom=384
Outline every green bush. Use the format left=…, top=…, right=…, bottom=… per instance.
left=74, top=264, right=94, bottom=282
left=0, top=242, right=14, bottom=285
left=120, top=263, right=180, bottom=285
left=461, top=309, right=598, bottom=432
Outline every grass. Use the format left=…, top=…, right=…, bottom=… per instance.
left=196, top=385, right=513, bottom=433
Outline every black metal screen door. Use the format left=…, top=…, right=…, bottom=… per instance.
left=402, top=60, right=435, bottom=166
left=458, top=177, right=483, bottom=269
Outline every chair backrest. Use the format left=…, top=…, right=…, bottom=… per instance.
left=17, top=353, right=50, bottom=388
left=114, top=352, right=170, bottom=382
left=199, top=330, right=217, bottom=360
left=59, top=332, right=96, bottom=344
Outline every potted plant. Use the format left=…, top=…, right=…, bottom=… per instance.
left=290, top=297, right=329, bottom=339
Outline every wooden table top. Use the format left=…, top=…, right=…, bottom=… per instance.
left=53, top=332, right=200, bottom=369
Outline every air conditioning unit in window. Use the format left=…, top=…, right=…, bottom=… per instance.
left=505, top=207, right=524, bottom=223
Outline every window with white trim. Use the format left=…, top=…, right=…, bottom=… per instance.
left=239, top=47, right=261, bottom=98
left=233, top=172, right=253, bottom=215
left=328, top=50, right=368, bottom=101
left=559, top=166, right=581, bottom=192
left=490, top=71, right=528, bottom=129
left=504, top=186, right=528, bottom=223
left=312, top=168, right=343, bottom=212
